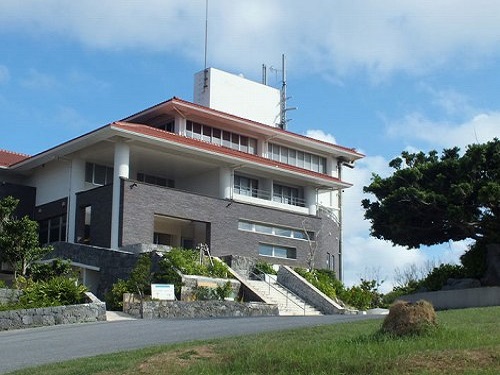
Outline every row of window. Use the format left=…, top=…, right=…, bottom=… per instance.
left=39, top=214, right=67, bottom=245
left=186, top=121, right=258, bottom=154
left=238, top=220, right=314, bottom=241
left=234, top=175, right=305, bottom=207
left=85, top=162, right=114, bottom=186
left=259, top=243, right=296, bottom=259
left=268, top=143, right=327, bottom=174
left=137, top=173, right=175, bottom=188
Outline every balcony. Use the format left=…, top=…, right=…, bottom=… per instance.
left=233, top=185, right=309, bottom=214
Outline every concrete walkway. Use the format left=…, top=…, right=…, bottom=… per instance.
left=105, top=310, right=137, bottom=321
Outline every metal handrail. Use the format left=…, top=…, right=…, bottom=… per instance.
left=249, top=270, right=307, bottom=315
left=233, top=186, right=306, bottom=207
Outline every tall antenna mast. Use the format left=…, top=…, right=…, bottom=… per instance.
left=203, top=0, right=209, bottom=89
left=280, top=54, right=287, bottom=129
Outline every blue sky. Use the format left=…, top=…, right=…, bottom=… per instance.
left=1, top=1, right=499, bottom=290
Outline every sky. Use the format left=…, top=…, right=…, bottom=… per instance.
left=0, top=1, right=499, bottom=291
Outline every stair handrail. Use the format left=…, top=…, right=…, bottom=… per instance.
left=249, top=270, right=307, bottom=315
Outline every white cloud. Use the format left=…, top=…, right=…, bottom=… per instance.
left=0, top=65, right=9, bottom=84
left=387, top=111, right=500, bottom=150
left=2, top=1, right=500, bottom=78
left=305, top=129, right=336, bottom=144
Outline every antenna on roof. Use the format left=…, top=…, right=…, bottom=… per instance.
left=279, top=54, right=296, bottom=130
left=203, top=0, right=209, bottom=89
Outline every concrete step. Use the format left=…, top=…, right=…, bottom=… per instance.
left=244, top=279, right=322, bottom=316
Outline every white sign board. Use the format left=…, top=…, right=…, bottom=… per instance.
left=151, top=284, right=175, bottom=301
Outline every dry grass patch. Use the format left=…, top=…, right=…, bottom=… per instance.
left=395, top=347, right=500, bottom=374
left=133, top=345, right=220, bottom=374
left=382, top=300, right=437, bottom=336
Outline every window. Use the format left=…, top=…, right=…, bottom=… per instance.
left=137, top=173, right=174, bottom=188
left=154, top=232, right=172, bottom=246
left=267, top=143, right=327, bottom=175
left=85, top=162, right=113, bottom=186
left=259, top=243, right=296, bottom=259
left=185, top=121, right=257, bottom=154
left=39, top=214, right=68, bottom=244
left=238, top=220, right=314, bottom=241
left=273, top=184, right=303, bottom=207
left=234, top=175, right=258, bottom=197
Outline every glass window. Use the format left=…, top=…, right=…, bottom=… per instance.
left=39, top=219, right=49, bottom=245
left=240, top=136, right=248, bottom=153
left=255, top=224, right=273, bottom=234
left=274, top=227, right=292, bottom=237
left=192, top=122, right=202, bottom=140
left=320, top=157, right=327, bottom=174
left=248, top=138, right=257, bottom=154
left=297, top=151, right=304, bottom=168
left=259, top=244, right=296, bottom=259
left=222, top=131, right=231, bottom=148
left=258, top=244, right=273, bottom=257
left=289, top=149, right=296, bottom=166
left=212, top=128, right=221, bottom=145
left=312, top=154, right=320, bottom=172
left=94, top=164, right=106, bottom=185
left=186, top=121, right=193, bottom=137
left=231, top=133, right=240, bottom=150
left=85, top=163, right=93, bottom=183
left=272, top=144, right=280, bottom=161
left=304, top=153, right=311, bottom=170
left=238, top=221, right=253, bottom=231
left=202, top=125, right=212, bottom=142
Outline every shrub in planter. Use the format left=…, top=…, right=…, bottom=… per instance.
left=254, top=261, right=277, bottom=276
left=381, top=300, right=438, bottom=336
left=17, top=276, right=87, bottom=308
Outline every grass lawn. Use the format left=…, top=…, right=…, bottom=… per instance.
left=8, top=306, right=500, bottom=375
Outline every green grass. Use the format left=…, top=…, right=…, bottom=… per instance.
left=8, top=306, right=500, bottom=375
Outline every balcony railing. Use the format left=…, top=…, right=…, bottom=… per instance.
left=233, top=185, right=306, bottom=207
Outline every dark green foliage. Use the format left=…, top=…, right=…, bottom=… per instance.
left=294, top=268, right=341, bottom=299
left=0, top=196, right=52, bottom=279
left=28, top=259, right=75, bottom=282
left=254, top=261, right=277, bottom=275
left=129, top=253, right=153, bottom=297
left=460, top=241, right=488, bottom=279
left=421, top=264, right=465, bottom=291
left=363, top=139, right=500, bottom=249
left=382, top=280, right=423, bottom=305
left=194, top=281, right=233, bottom=301
left=105, top=279, right=130, bottom=311
left=0, top=276, right=87, bottom=311
left=0, top=280, right=6, bottom=288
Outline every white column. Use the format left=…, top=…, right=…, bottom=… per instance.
left=304, top=186, right=317, bottom=216
left=67, top=158, right=85, bottom=243
left=219, top=167, right=232, bottom=199
left=327, top=157, right=335, bottom=177
left=175, top=116, right=186, bottom=135
left=111, top=142, right=130, bottom=249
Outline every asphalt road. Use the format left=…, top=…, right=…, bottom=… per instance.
left=0, top=314, right=380, bottom=374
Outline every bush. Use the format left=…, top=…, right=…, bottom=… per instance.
left=294, top=268, right=342, bottom=299
left=0, top=280, right=6, bottom=289
left=28, top=258, right=75, bottom=282
left=254, top=261, right=277, bottom=275
left=461, top=241, right=487, bottom=279
left=4, top=276, right=88, bottom=310
left=381, top=300, right=438, bottom=336
left=422, top=264, right=465, bottom=291
left=105, top=279, right=130, bottom=311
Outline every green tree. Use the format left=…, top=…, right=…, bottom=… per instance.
left=0, top=197, right=52, bottom=279
left=362, top=139, right=499, bottom=249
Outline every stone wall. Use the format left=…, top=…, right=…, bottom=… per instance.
left=181, top=275, right=241, bottom=301
left=123, top=299, right=279, bottom=319
left=277, top=266, right=344, bottom=314
left=398, top=286, right=500, bottom=310
left=0, top=292, right=106, bottom=331
left=0, top=288, right=22, bottom=304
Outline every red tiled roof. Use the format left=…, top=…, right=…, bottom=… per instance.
left=0, top=149, right=30, bottom=167
left=123, top=97, right=364, bottom=159
left=111, top=122, right=352, bottom=187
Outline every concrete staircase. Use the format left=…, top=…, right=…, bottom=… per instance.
left=244, top=278, right=322, bottom=316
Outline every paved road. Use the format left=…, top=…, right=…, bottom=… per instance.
left=0, top=314, right=380, bottom=374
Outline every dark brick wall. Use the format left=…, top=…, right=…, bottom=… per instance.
left=0, top=182, right=36, bottom=219
left=75, top=185, right=113, bottom=248
left=121, top=180, right=339, bottom=271
left=50, top=242, right=138, bottom=299
left=34, top=197, right=68, bottom=221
